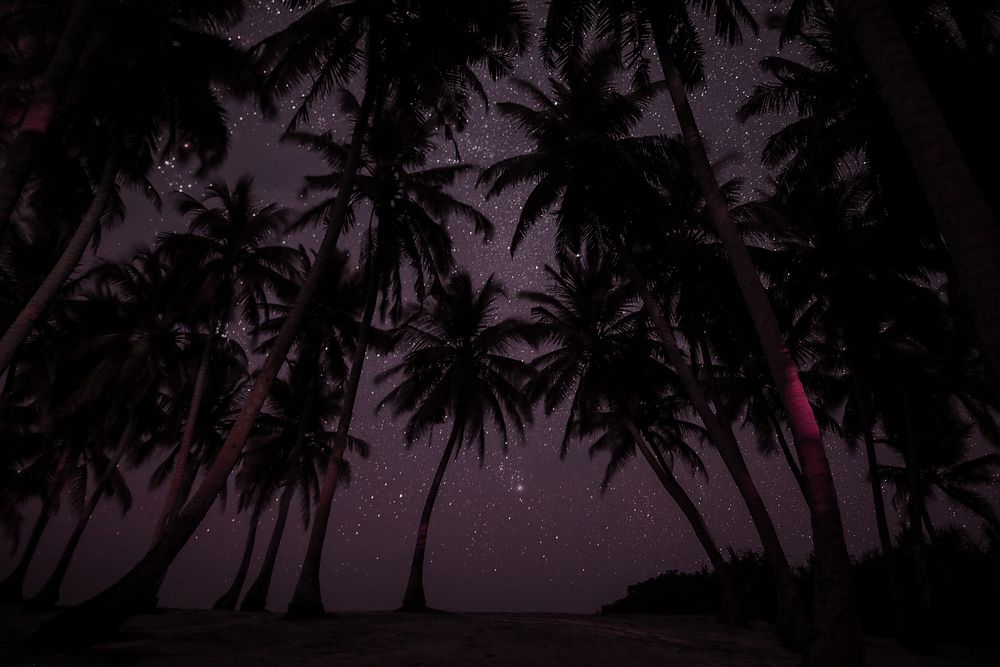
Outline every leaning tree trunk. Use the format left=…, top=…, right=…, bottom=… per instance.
left=646, top=19, right=863, bottom=659
left=622, top=254, right=807, bottom=648
left=0, top=0, right=96, bottom=235
left=401, top=418, right=463, bottom=611
left=899, top=391, right=934, bottom=654
left=621, top=416, right=745, bottom=626
left=762, top=398, right=808, bottom=498
left=152, top=332, right=216, bottom=544
left=240, top=373, right=316, bottom=613
left=31, top=85, right=377, bottom=650
left=212, top=506, right=262, bottom=611
left=0, top=156, right=116, bottom=375
left=856, top=392, right=906, bottom=643
left=27, top=419, right=136, bottom=611
left=286, top=266, right=379, bottom=618
left=832, top=0, right=1000, bottom=393
left=0, top=448, right=74, bottom=604
left=239, top=481, right=295, bottom=612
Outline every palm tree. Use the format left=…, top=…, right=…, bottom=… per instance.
left=377, top=270, right=534, bottom=611
left=782, top=0, right=1000, bottom=392
left=0, top=0, right=253, bottom=376
left=151, top=177, right=297, bottom=543
left=235, top=377, right=366, bottom=612
left=0, top=0, right=98, bottom=234
left=479, top=46, right=806, bottom=647
left=284, top=102, right=496, bottom=616
left=522, top=253, right=745, bottom=624
left=22, top=2, right=530, bottom=640
left=542, top=4, right=862, bottom=659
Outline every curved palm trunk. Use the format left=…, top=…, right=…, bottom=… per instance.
left=621, top=417, right=745, bottom=625
left=401, top=419, right=462, bottom=611
left=622, top=254, right=807, bottom=647
left=27, top=420, right=135, bottom=611
left=899, top=392, right=934, bottom=654
left=239, top=481, right=295, bottom=612
left=645, top=19, right=862, bottom=657
left=0, top=448, right=73, bottom=604
left=212, top=507, right=262, bottom=611
left=762, top=401, right=807, bottom=498
left=32, top=85, right=377, bottom=649
left=858, top=397, right=906, bottom=643
left=241, top=375, right=316, bottom=613
left=832, top=0, right=1000, bottom=390
left=0, top=156, right=116, bottom=375
left=152, top=333, right=216, bottom=544
left=286, top=269, right=379, bottom=618
left=0, top=0, right=96, bottom=235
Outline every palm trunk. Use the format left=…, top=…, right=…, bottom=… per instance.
left=286, top=266, right=379, bottom=618
left=27, top=419, right=136, bottom=610
left=622, top=253, right=807, bottom=647
left=832, top=0, right=1000, bottom=390
left=761, top=400, right=807, bottom=498
left=645, top=19, right=862, bottom=657
left=620, top=416, right=745, bottom=625
left=239, top=481, right=295, bottom=612
left=0, top=448, right=73, bottom=604
left=0, top=156, right=116, bottom=375
left=32, top=83, right=377, bottom=649
left=212, top=506, right=262, bottom=611
left=899, top=391, right=934, bottom=654
left=401, top=418, right=463, bottom=611
left=0, top=0, right=96, bottom=235
left=152, top=333, right=216, bottom=544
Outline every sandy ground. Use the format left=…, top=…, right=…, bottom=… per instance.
left=1, top=608, right=996, bottom=666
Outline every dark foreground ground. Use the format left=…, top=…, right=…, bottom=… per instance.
left=1, top=608, right=997, bottom=666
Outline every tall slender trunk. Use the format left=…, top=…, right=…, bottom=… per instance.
left=765, top=402, right=808, bottom=498
left=286, top=266, right=379, bottom=618
left=832, top=0, right=1000, bottom=390
left=0, top=448, right=73, bottom=604
left=27, top=419, right=136, bottom=610
left=152, top=333, right=216, bottom=544
left=620, top=416, right=745, bottom=625
left=239, top=481, right=295, bottom=612
left=899, top=391, right=934, bottom=654
left=622, top=254, right=807, bottom=648
left=401, top=418, right=463, bottom=611
left=0, top=156, right=116, bottom=375
left=0, top=0, right=96, bottom=235
left=212, top=507, right=262, bottom=611
left=858, top=397, right=906, bottom=642
left=646, top=18, right=862, bottom=658
left=33, top=83, right=377, bottom=649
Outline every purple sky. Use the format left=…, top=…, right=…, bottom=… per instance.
left=2, top=0, right=992, bottom=614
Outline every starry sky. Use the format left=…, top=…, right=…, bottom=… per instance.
left=2, top=0, right=984, bottom=614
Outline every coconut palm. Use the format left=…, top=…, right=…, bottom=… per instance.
left=284, top=101, right=494, bottom=617
left=0, top=0, right=254, bottom=376
left=151, top=177, right=297, bottom=543
left=377, top=270, right=534, bottom=611
left=522, top=252, right=746, bottom=624
left=479, top=46, right=807, bottom=646
left=779, top=0, right=1000, bottom=395
left=23, top=3, right=530, bottom=641
left=544, top=2, right=863, bottom=657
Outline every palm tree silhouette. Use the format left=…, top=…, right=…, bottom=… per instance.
left=0, top=0, right=254, bottom=376
left=782, top=0, right=1000, bottom=393
left=541, top=5, right=862, bottom=658
left=377, top=270, right=533, bottom=611
left=152, top=176, right=297, bottom=544
left=480, top=46, right=807, bottom=646
left=522, top=252, right=746, bottom=625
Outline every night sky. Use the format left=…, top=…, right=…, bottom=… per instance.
left=1, top=0, right=987, bottom=614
